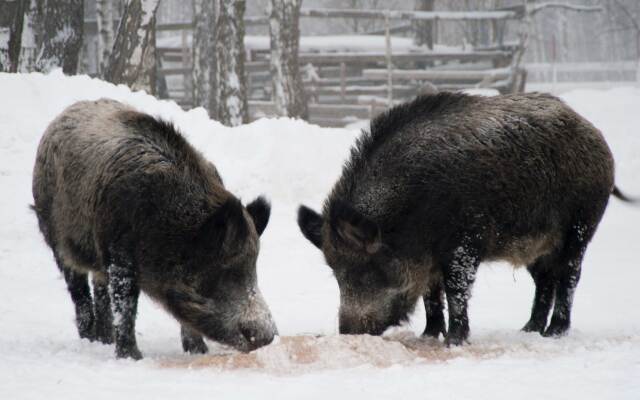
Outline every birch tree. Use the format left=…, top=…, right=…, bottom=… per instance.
left=104, top=0, right=160, bottom=93
left=18, top=0, right=40, bottom=72
left=96, top=0, right=115, bottom=76
left=269, top=0, right=307, bottom=119
left=192, top=0, right=216, bottom=113
left=413, top=0, right=435, bottom=49
left=0, top=0, right=27, bottom=72
left=213, top=0, right=248, bottom=126
left=34, top=0, right=84, bottom=74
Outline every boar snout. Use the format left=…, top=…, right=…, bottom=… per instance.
left=237, top=319, right=276, bottom=352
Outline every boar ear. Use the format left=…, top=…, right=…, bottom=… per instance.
left=329, top=201, right=381, bottom=254
left=198, top=197, right=247, bottom=252
left=246, top=196, right=271, bottom=236
left=297, top=205, right=323, bottom=249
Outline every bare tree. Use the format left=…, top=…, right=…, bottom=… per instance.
left=34, top=0, right=84, bottom=74
left=104, top=0, right=160, bottom=93
left=413, top=0, right=435, bottom=49
left=269, top=0, right=307, bottom=119
left=611, top=0, right=640, bottom=82
left=0, top=0, right=27, bottom=72
left=96, top=0, right=115, bottom=76
left=192, top=0, right=216, bottom=113
left=213, top=0, right=248, bottom=126
left=17, top=0, right=40, bottom=72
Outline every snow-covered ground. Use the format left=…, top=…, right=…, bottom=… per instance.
left=0, top=71, right=638, bottom=399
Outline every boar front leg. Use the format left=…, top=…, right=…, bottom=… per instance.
left=92, top=274, right=114, bottom=344
left=107, top=263, right=142, bottom=360
left=423, top=280, right=447, bottom=339
left=181, top=326, right=208, bottom=354
left=441, top=238, right=480, bottom=346
left=544, top=222, right=591, bottom=337
left=522, top=256, right=556, bottom=334
left=57, top=255, right=95, bottom=341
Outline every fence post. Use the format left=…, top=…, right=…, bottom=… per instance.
left=181, top=28, right=190, bottom=104
left=384, top=11, right=393, bottom=107
left=340, top=62, right=346, bottom=102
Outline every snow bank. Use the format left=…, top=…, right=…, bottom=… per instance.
left=0, top=71, right=639, bottom=399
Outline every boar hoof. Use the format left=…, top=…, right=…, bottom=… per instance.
left=116, top=346, right=143, bottom=361
left=95, top=330, right=114, bottom=345
left=445, top=323, right=469, bottom=346
left=423, top=319, right=447, bottom=340
left=542, top=321, right=570, bottom=338
left=94, top=317, right=114, bottom=344
left=182, top=336, right=208, bottom=354
left=521, top=319, right=546, bottom=335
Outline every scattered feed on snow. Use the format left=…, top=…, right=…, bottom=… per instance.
left=159, top=334, right=450, bottom=374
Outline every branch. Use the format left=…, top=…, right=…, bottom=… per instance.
left=612, top=0, right=640, bottom=32
left=529, top=3, right=602, bottom=16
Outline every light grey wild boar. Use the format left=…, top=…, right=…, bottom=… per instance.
left=32, top=99, right=277, bottom=359
left=298, top=92, right=634, bottom=345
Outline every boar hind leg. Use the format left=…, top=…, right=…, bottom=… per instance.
left=56, top=256, right=95, bottom=340
left=522, top=256, right=556, bottom=334
left=423, top=281, right=447, bottom=339
left=92, top=275, right=114, bottom=344
left=107, top=263, right=142, bottom=360
left=181, top=326, right=208, bottom=354
left=441, top=238, right=480, bottom=346
left=544, top=223, right=592, bottom=337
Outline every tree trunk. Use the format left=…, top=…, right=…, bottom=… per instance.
left=96, top=0, right=115, bottom=77
left=213, top=0, right=248, bottom=126
left=413, top=0, right=434, bottom=49
left=34, top=0, right=84, bottom=74
left=104, top=0, right=160, bottom=94
left=0, top=0, right=27, bottom=72
left=192, top=0, right=216, bottom=113
left=269, top=0, right=308, bottom=119
left=18, top=0, right=40, bottom=72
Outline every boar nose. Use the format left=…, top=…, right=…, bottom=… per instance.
left=239, top=321, right=275, bottom=351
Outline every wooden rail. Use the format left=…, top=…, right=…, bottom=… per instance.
left=362, top=68, right=512, bottom=82
left=149, top=7, right=525, bottom=126
left=298, top=8, right=518, bottom=21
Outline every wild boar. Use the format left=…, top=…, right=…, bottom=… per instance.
left=32, top=99, right=276, bottom=359
left=297, top=92, right=631, bottom=345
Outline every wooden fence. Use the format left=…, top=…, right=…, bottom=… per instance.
left=152, top=7, right=527, bottom=126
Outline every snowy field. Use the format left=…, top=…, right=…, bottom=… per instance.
left=0, top=71, right=639, bottom=399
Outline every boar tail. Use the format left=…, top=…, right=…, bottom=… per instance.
left=612, top=186, right=638, bottom=204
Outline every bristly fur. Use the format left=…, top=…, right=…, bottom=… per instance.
left=32, top=99, right=276, bottom=359
left=325, top=92, right=476, bottom=213
left=301, top=91, right=620, bottom=343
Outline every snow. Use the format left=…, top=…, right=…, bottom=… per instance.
left=0, top=70, right=639, bottom=399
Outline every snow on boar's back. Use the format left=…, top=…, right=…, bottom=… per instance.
left=32, top=99, right=276, bottom=359
left=298, top=92, right=631, bottom=345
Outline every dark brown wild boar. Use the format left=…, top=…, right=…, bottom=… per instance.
left=33, top=99, right=276, bottom=359
left=298, top=92, right=633, bottom=345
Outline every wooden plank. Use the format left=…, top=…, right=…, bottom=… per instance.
left=156, top=22, right=194, bottom=31
left=297, top=50, right=511, bottom=65
left=307, top=85, right=417, bottom=97
left=249, top=101, right=373, bottom=119
left=362, top=68, right=512, bottom=82
left=157, top=47, right=186, bottom=54
left=158, top=67, right=191, bottom=76
left=246, top=15, right=269, bottom=26
left=162, top=54, right=188, bottom=63
left=298, top=8, right=518, bottom=21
